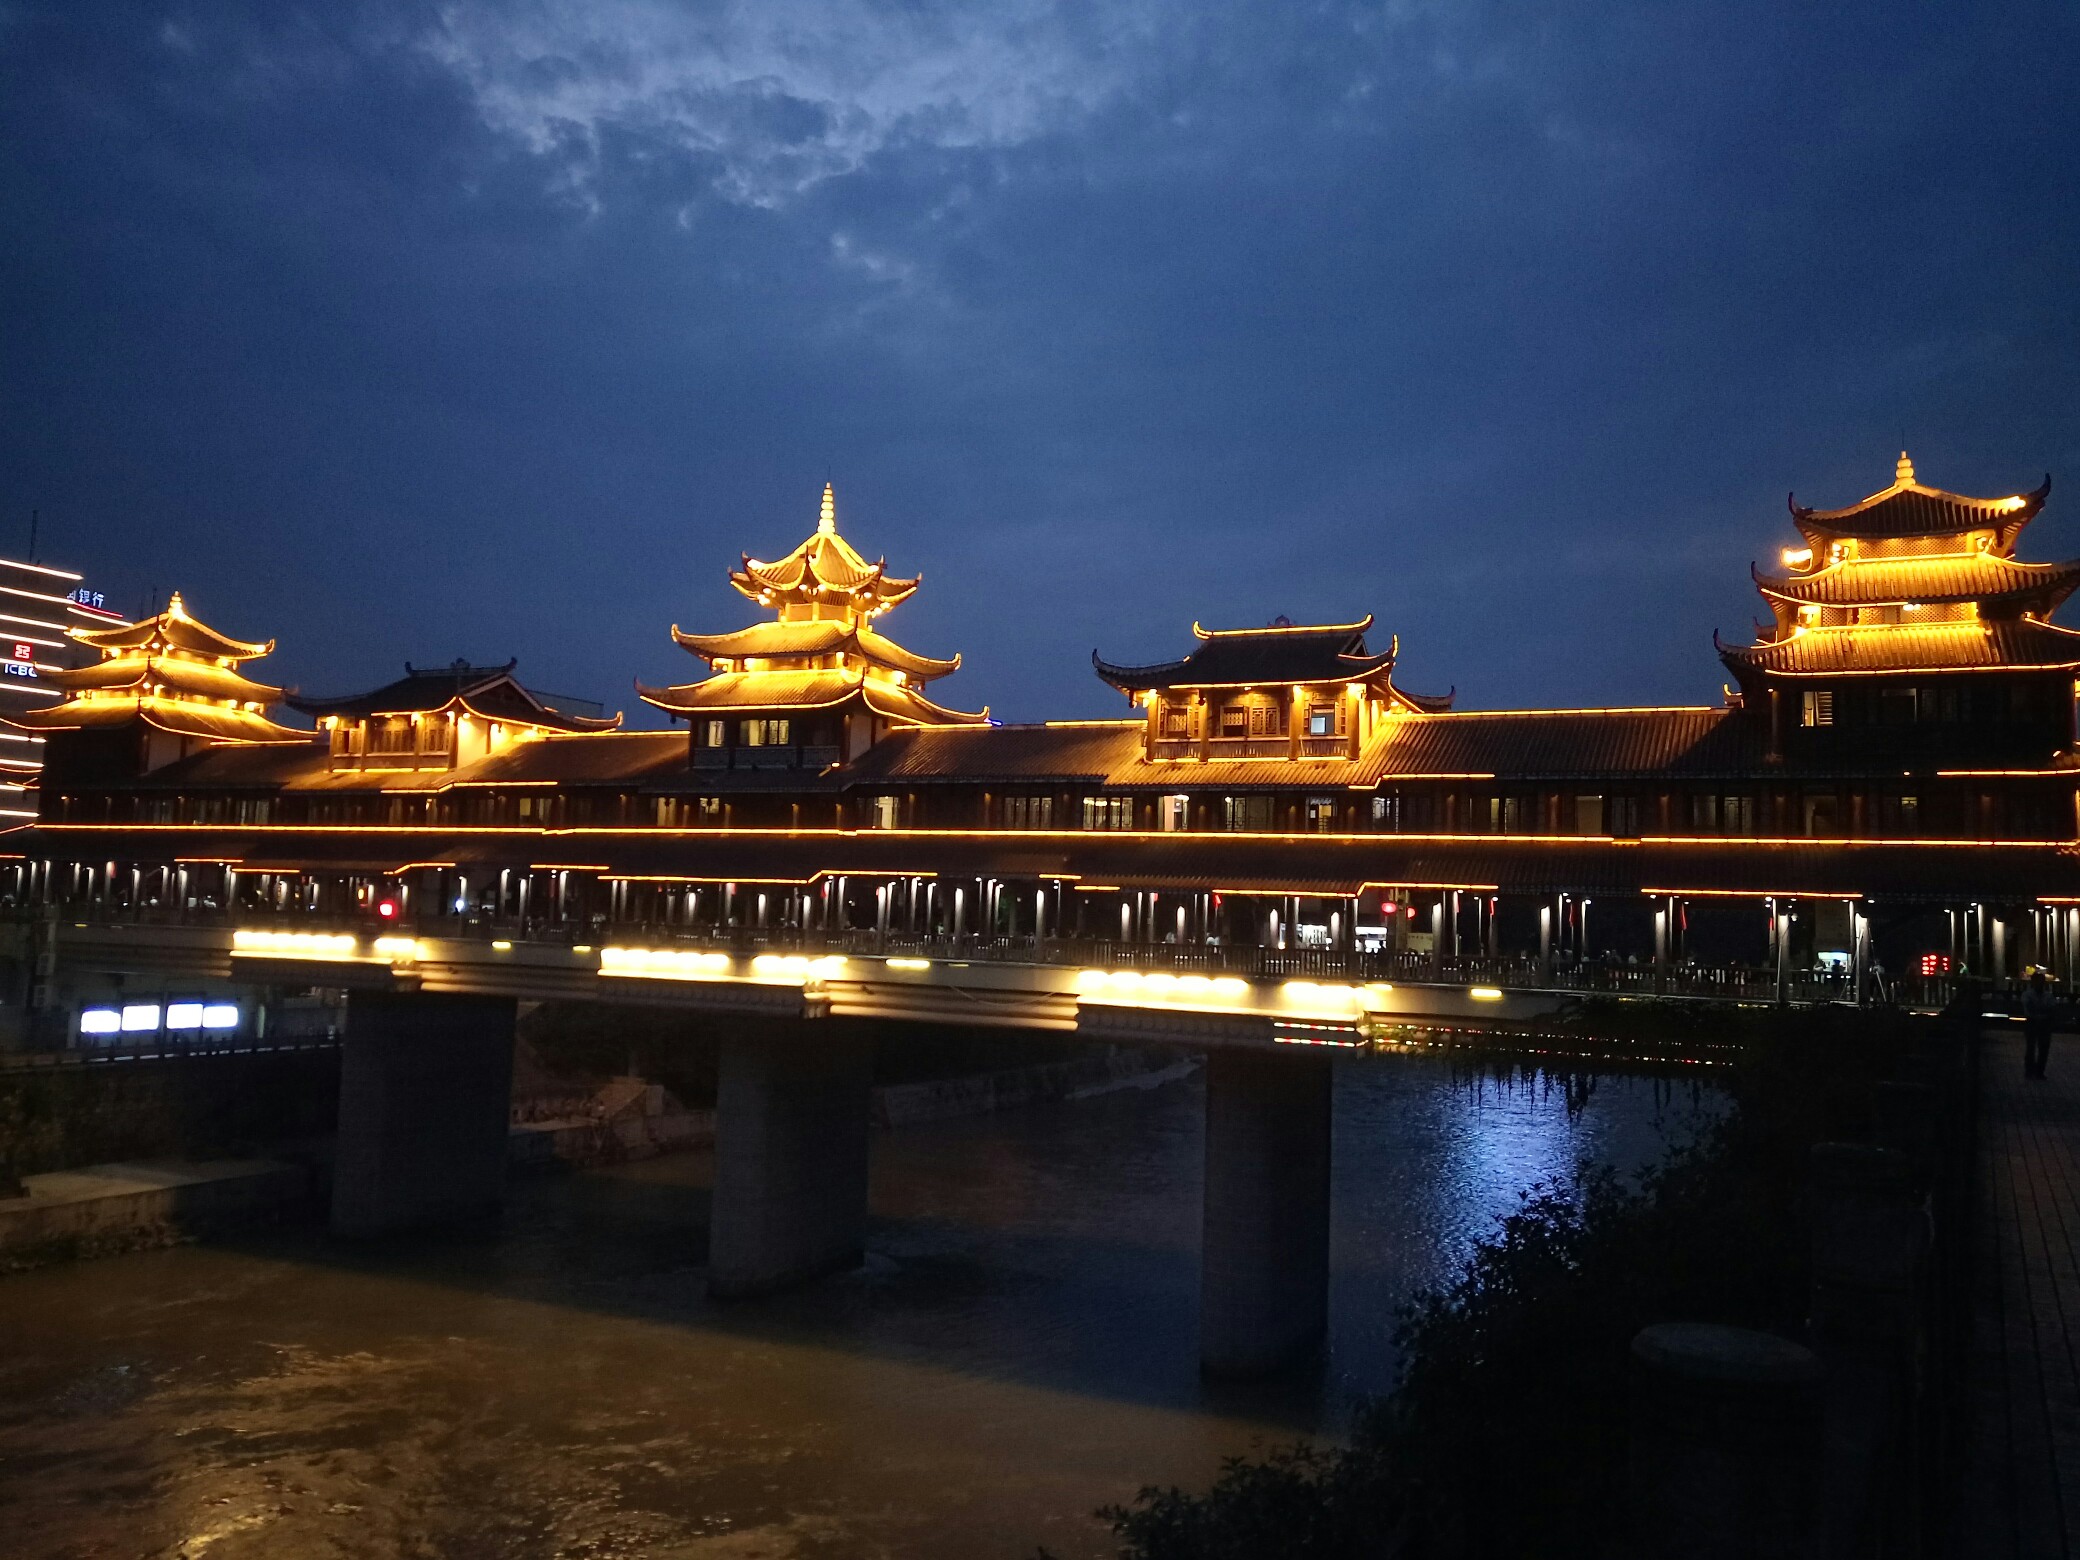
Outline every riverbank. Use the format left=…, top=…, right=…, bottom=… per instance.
left=0, top=1158, right=309, bottom=1271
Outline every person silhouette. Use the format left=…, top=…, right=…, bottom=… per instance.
left=2023, top=969, right=2057, bottom=1080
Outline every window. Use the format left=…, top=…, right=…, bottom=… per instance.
left=1003, top=795, right=1055, bottom=829
left=1161, top=706, right=1191, bottom=738
left=1485, top=795, right=1523, bottom=834
left=1307, top=706, right=1335, bottom=737
left=370, top=718, right=415, bottom=755
left=1573, top=794, right=1605, bottom=834
left=1220, top=705, right=1248, bottom=737
left=1690, top=793, right=1718, bottom=831
left=1221, top=795, right=1275, bottom=832
left=697, top=796, right=723, bottom=821
left=1158, top=794, right=1189, bottom=831
left=1877, top=791, right=1919, bottom=832
left=870, top=795, right=900, bottom=829
left=1371, top=793, right=1402, bottom=830
left=1803, top=792, right=1840, bottom=836
left=420, top=717, right=451, bottom=753
left=1878, top=687, right=1917, bottom=725
left=1250, top=704, right=1280, bottom=737
left=1801, top=690, right=1834, bottom=727
left=1305, top=796, right=1337, bottom=832
left=740, top=718, right=791, bottom=747
left=1607, top=795, right=1643, bottom=836
left=1082, top=795, right=1134, bottom=830
left=329, top=724, right=363, bottom=758
left=1722, top=794, right=1755, bottom=834
left=702, top=720, right=726, bottom=747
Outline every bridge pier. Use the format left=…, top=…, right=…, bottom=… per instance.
left=708, top=1022, right=872, bottom=1299
left=1200, top=1048, right=1333, bottom=1376
left=332, top=991, right=516, bottom=1237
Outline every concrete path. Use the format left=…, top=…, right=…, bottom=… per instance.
left=1961, top=1032, right=2080, bottom=1557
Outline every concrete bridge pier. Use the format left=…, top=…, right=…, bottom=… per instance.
left=332, top=991, right=517, bottom=1237
left=708, top=1021, right=873, bottom=1299
left=1200, top=1047, right=1333, bottom=1377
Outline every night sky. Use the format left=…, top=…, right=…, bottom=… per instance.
left=3, top=2, right=2076, bottom=725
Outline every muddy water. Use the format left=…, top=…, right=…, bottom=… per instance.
left=0, top=1058, right=1717, bottom=1558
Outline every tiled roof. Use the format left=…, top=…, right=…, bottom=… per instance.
left=1719, top=620, right=2080, bottom=676
left=640, top=670, right=861, bottom=713
left=70, top=592, right=273, bottom=661
left=848, top=723, right=1142, bottom=783
left=47, top=655, right=283, bottom=704
left=291, top=665, right=620, bottom=732
left=1371, top=708, right=1761, bottom=779
left=1094, top=619, right=1395, bottom=692
left=445, top=731, right=690, bottom=787
left=728, top=488, right=919, bottom=609
left=1753, top=554, right=2080, bottom=609
left=1793, top=472, right=2050, bottom=540
left=850, top=708, right=1765, bottom=788
left=10, top=697, right=312, bottom=744
left=670, top=619, right=960, bottom=680
left=638, top=670, right=986, bottom=725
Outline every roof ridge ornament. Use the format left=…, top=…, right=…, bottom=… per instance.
left=818, top=482, right=837, bottom=537
left=1896, top=450, right=1916, bottom=487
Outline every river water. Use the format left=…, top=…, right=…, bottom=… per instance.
left=0, top=1055, right=1718, bottom=1559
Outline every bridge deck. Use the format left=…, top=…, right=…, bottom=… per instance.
left=1962, top=1030, right=2080, bottom=1558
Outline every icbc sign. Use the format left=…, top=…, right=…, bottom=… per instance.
left=3, top=643, right=35, bottom=680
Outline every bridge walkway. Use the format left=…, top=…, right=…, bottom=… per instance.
left=1961, top=1030, right=2080, bottom=1558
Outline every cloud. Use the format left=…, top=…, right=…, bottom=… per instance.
left=420, top=0, right=1164, bottom=208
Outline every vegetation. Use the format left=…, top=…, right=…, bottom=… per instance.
left=1076, top=1003, right=1914, bottom=1560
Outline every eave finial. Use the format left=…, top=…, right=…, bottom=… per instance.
left=1895, top=450, right=1915, bottom=486
left=818, top=482, right=837, bottom=537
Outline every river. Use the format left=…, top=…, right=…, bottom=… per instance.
left=0, top=1054, right=1718, bottom=1559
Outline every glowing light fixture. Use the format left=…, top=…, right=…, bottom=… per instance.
left=599, top=946, right=732, bottom=980
left=79, top=1008, right=121, bottom=1035
left=201, top=1004, right=239, bottom=1030
left=166, top=1002, right=204, bottom=1029
left=885, top=957, right=932, bottom=970
left=372, top=936, right=422, bottom=962
left=231, top=929, right=358, bottom=959
left=1469, top=987, right=1504, bottom=1001
left=121, top=1003, right=161, bottom=1032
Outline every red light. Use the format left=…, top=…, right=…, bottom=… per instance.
left=377, top=900, right=397, bottom=919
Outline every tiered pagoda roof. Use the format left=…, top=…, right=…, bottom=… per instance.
left=1722, top=454, right=2080, bottom=681
left=1094, top=616, right=1453, bottom=710
left=641, top=483, right=986, bottom=726
left=12, top=591, right=309, bottom=744
left=291, top=661, right=621, bottom=732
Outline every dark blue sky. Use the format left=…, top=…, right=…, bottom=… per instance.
left=3, top=1, right=2076, bottom=724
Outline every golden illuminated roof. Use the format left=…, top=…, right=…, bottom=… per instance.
left=46, top=653, right=284, bottom=705
left=1753, top=553, right=2080, bottom=613
left=8, top=695, right=310, bottom=744
left=1719, top=619, right=2080, bottom=676
left=638, top=668, right=987, bottom=725
left=671, top=619, right=960, bottom=681
left=1791, top=453, right=2050, bottom=544
left=70, top=590, right=275, bottom=661
left=728, top=484, right=920, bottom=613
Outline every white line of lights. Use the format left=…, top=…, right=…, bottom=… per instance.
left=79, top=1002, right=238, bottom=1035
left=884, top=957, right=932, bottom=971
left=599, top=946, right=732, bottom=980
left=231, top=929, right=358, bottom=959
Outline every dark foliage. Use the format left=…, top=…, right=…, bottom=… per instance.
left=1084, top=1005, right=1911, bottom=1560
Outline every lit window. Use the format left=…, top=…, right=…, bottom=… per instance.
left=1801, top=690, right=1834, bottom=727
left=166, top=1002, right=204, bottom=1029
left=703, top=720, right=726, bottom=748
left=79, top=1008, right=121, bottom=1035
left=121, top=1003, right=161, bottom=1032
left=201, top=1004, right=240, bottom=1030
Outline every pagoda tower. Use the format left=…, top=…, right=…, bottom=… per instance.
left=1721, top=454, right=2079, bottom=762
left=10, top=591, right=309, bottom=777
left=640, top=484, right=986, bottom=770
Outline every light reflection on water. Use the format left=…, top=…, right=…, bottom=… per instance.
left=0, top=1055, right=1718, bottom=1559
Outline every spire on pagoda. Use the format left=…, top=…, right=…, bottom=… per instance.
left=10, top=591, right=309, bottom=744
left=641, top=484, right=985, bottom=749
left=1723, top=457, right=2080, bottom=682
